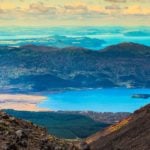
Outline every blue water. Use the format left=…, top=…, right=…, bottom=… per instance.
left=38, top=88, right=150, bottom=112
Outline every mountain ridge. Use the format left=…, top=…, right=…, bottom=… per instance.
left=99, top=42, right=150, bottom=57
left=86, top=104, right=150, bottom=150
left=0, top=42, right=149, bottom=92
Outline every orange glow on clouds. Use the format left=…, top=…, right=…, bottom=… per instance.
left=0, top=0, right=149, bottom=26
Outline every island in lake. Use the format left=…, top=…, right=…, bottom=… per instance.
left=132, top=94, right=150, bottom=99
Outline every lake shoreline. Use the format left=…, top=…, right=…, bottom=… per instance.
left=0, top=88, right=150, bottom=112
left=0, top=94, right=49, bottom=111
left=38, top=88, right=150, bottom=113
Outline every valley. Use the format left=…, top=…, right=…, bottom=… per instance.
left=0, top=0, right=150, bottom=149
left=0, top=42, right=149, bottom=149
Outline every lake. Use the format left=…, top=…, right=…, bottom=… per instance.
left=38, top=88, right=150, bottom=112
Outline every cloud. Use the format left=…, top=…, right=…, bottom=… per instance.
left=131, top=0, right=149, bottom=2
left=0, top=8, right=4, bottom=13
left=61, top=4, right=88, bottom=15
left=105, top=5, right=121, bottom=10
left=29, top=2, right=50, bottom=13
left=57, top=3, right=107, bottom=19
left=0, top=0, right=149, bottom=26
left=105, top=0, right=126, bottom=3
left=63, top=5, right=88, bottom=11
left=28, top=2, right=57, bottom=15
left=123, top=5, right=150, bottom=15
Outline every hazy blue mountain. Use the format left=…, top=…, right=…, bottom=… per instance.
left=0, top=27, right=150, bottom=49
left=0, top=42, right=149, bottom=92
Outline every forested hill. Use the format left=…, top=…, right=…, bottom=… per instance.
left=0, top=42, right=149, bottom=92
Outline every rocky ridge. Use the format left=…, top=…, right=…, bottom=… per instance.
left=86, top=104, right=150, bottom=150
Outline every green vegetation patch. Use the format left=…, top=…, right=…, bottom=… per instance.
left=5, top=109, right=110, bottom=139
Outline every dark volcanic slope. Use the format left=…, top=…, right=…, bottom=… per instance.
left=0, top=42, right=150, bottom=92
left=0, top=111, right=78, bottom=150
left=86, top=104, right=150, bottom=150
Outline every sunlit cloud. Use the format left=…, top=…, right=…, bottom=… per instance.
left=0, top=0, right=149, bottom=26
left=105, top=0, right=126, bottom=3
left=123, top=5, right=150, bottom=15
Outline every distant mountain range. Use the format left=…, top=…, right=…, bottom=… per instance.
left=0, top=42, right=149, bottom=92
left=86, top=104, right=150, bottom=150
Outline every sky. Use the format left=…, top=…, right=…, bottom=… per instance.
left=0, top=0, right=150, bottom=26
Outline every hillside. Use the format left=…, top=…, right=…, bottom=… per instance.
left=1, top=105, right=150, bottom=150
left=86, top=104, right=150, bottom=150
left=0, top=42, right=149, bottom=92
left=4, top=109, right=111, bottom=139
left=0, top=111, right=79, bottom=150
